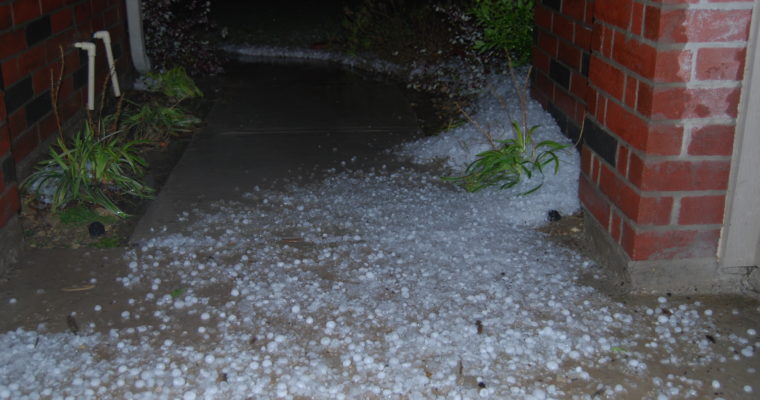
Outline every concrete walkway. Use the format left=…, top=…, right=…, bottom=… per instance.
left=131, top=60, right=419, bottom=241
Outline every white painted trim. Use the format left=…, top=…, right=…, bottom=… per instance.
left=125, top=0, right=151, bottom=73
left=719, top=3, right=760, bottom=268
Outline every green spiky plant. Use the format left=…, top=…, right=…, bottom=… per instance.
left=122, top=100, right=200, bottom=142
left=23, top=120, right=153, bottom=217
left=444, top=60, right=569, bottom=194
left=146, top=66, right=203, bottom=101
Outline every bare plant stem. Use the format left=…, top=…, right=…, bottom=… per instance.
left=456, top=101, right=497, bottom=149
left=50, top=46, right=66, bottom=139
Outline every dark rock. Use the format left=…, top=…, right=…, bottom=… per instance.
left=547, top=210, right=562, bottom=222
left=88, top=221, right=106, bottom=237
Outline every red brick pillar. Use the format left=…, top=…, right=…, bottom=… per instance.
left=532, top=0, right=755, bottom=292
left=577, top=0, right=753, bottom=292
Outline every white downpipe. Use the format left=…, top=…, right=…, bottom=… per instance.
left=93, top=30, right=121, bottom=97
left=125, top=0, right=151, bottom=73
left=74, top=42, right=96, bottom=110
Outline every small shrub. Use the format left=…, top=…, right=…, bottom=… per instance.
left=146, top=67, right=203, bottom=101
left=23, top=121, right=153, bottom=217
left=469, top=0, right=535, bottom=65
left=445, top=63, right=569, bottom=194
left=445, top=121, right=567, bottom=194
left=122, top=101, right=200, bottom=143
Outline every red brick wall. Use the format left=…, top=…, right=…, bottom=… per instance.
left=0, top=0, right=132, bottom=229
left=532, top=0, right=593, bottom=142
left=534, top=0, right=753, bottom=264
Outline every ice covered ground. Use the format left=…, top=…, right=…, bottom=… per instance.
left=1, top=49, right=758, bottom=399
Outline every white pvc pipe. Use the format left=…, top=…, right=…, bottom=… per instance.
left=125, top=0, right=151, bottom=73
left=93, top=30, right=121, bottom=97
left=74, top=42, right=96, bottom=110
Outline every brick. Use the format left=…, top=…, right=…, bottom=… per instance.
left=583, top=117, right=617, bottom=166
left=32, top=66, right=51, bottom=93
left=612, top=33, right=656, bottom=79
left=570, top=72, right=588, bottom=100
left=553, top=14, right=575, bottom=42
left=623, top=76, right=636, bottom=108
left=0, top=5, right=11, bottom=31
left=553, top=86, right=577, bottom=117
left=562, top=0, right=585, bottom=22
left=538, top=31, right=558, bottom=57
left=628, top=156, right=731, bottom=191
left=592, top=24, right=614, bottom=58
left=604, top=100, right=647, bottom=148
left=558, top=40, right=581, bottom=70
left=25, top=16, right=52, bottom=47
left=532, top=49, right=551, bottom=75
left=25, top=90, right=51, bottom=125
left=679, top=195, right=726, bottom=225
left=0, top=185, right=21, bottom=227
left=538, top=30, right=558, bottom=57
left=12, top=129, right=40, bottom=164
left=688, top=124, right=735, bottom=156
left=696, top=47, right=747, bottom=81
left=599, top=164, right=673, bottom=225
left=103, top=7, right=118, bottom=29
left=74, top=1, right=93, bottom=26
left=1, top=58, right=24, bottom=89
left=535, top=5, right=553, bottom=31
left=654, top=9, right=751, bottom=44
left=630, top=2, right=644, bottom=36
left=42, top=0, right=67, bottom=13
left=590, top=56, right=624, bottom=100
left=653, top=50, right=693, bottom=83
left=581, top=146, right=593, bottom=177
left=579, top=175, right=611, bottom=228
left=643, top=5, right=661, bottom=42
left=50, top=7, right=74, bottom=33
left=1, top=155, right=14, bottom=186
left=0, top=30, right=27, bottom=60
left=18, top=45, right=47, bottom=76
left=7, top=110, right=27, bottom=139
left=543, top=0, right=561, bottom=12
left=5, top=77, right=33, bottom=114
left=622, top=225, right=720, bottom=261
left=617, top=144, right=629, bottom=177
left=645, top=86, right=741, bottom=120
left=593, top=155, right=602, bottom=184
left=550, top=59, right=570, bottom=89
left=575, top=25, right=592, bottom=50
left=12, top=0, right=42, bottom=25
left=595, top=0, right=632, bottom=30
left=0, top=125, right=10, bottom=156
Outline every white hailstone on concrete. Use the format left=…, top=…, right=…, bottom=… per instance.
left=745, top=385, right=753, bottom=393
left=712, top=380, right=721, bottom=389
left=7, top=298, right=16, bottom=304
left=121, top=311, right=130, bottom=319
left=748, top=328, right=757, bottom=336
left=200, top=312, right=210, bottom=321
left=94, top=305, right=102, bottom=312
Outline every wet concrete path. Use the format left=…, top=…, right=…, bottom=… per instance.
left=131, top=61, right=419, bottom=241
